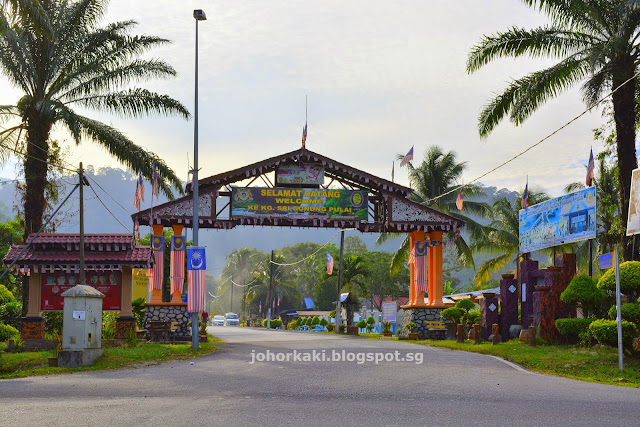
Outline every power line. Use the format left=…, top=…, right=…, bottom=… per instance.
left=269, top=228, right=356, bottom=266
left=87, top=183, right=131, bottom=233
left=428, top=70, right=640, bottom=204
left=85, top=174, right=132, bottom=216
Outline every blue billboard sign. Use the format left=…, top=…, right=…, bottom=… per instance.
left=519, top=187, right=596, bottom=253
left=382, top=302, right=397, bottom=322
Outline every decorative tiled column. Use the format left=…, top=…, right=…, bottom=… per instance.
left=480, top=292, right=499, bottom=341
left=499, top=274, right=518, bottom=342
left=23, top=271, right=45, bottom=340
left=115, top=266, right=136, bottom=339
left=149, top=224, right=164, bottom=303
left=520, top=259, right=539, bottom=329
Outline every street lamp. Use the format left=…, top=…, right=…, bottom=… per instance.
left=192, top=8, right=206, bottom=349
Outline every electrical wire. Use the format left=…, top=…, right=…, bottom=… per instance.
left=87, top=182, right=132, bottom=233
left=0, top=140, right=77, bottom=174
left=269, top=228, right=356, bottom=266
left=427, top=70, right=640, bottom=204
left=86, top=174, right=132, bottom=216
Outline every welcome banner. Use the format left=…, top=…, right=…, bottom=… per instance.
left=231, top=187, right=368, bottom=221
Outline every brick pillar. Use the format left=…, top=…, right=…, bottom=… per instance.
left=520, top=259, right=539, bottom=329
left=480, top=292, right=499, bottom=340
left=21, top=317, right=45, bottom=340
left=499, top=274, right=518, bottom=342
left=554, top=254, right=577, bottom=320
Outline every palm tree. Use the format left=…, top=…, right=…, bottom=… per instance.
left=0, top=0, right=189, bottom=242
left=380, top=146, right=491, bottom=274
left=472, top=188, right=549, bottom=287
left=247, top=253, right=299, bottom=314
left=467, top=0, right=640, bottom=260
left=220, top=248, right=263, bottom=315
left=332, top=255, right=369, bottom=295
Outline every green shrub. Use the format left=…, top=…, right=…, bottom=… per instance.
left=102, top=312, right=117, bottom=339
left=43, top=311, right=63, bottom=334
left=440, top=307, right=463, bottom=324
left=356, top=319, right=367, bottom=328
left=366, top=316, right=375, bottom=325
left=382, top=321, right=392, bottom=333
left=295, top=317, right=303, bottom=326
left=273, top=319, right=283, bottom=328
left=0, top=284, right=15, bottom=305
left=132, top=297, right=146, bottom=328
left=327, top=323, right=334, bottom=332
left=555, top=318, right=595, bottom=338
left=311, top=316, right=320, bottom=325
left=300, top=317, right=308, bottom=326
left=338, top=324, right=346, bottom=333
left=319, top=318, right=328, bottom=326
left=0, top=300, right=22, bottom=329
left=405, top=322, right=416, bottom=332
left=455, top=299, right=475, bottom=312
left=561, top=273, right=606, bottom=317
left=287, top=320, right=297, bottom=330
left=589, top=319, right=637, bottom=351
left=466, top=309, right=481, bottom=325
left=598, top=261, right=640, bottom=301
left=0, top=322, right=19, bottom=342
left=608, top=303, right=640, bottom=326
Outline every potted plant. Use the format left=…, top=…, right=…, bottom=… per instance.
left=405, top=322, right=418, bottom=340
left=338, top=323, right=346, bottom=333
left=382, top=321, right=392, bottom=337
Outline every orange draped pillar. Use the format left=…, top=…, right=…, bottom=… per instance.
left=401, top=230, right=427, bottom=308
left=427, top=230, right=445, bottom=307
left=170, top=225, right=184, bottom=303
left=149, top=224, right=164, bottom=303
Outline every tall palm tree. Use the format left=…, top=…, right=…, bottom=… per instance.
left=380, top=146, right=491, bottom=274
left=0, top=0, right=189, bottom=240
left=331, top=254, right=369, bottom=295
left=247, top=253, right=299, bottom=313
left=472, top=188, right=549, bottom=286
left=467, top=0, right=640, bottom=260
left=1, top=1, right=189, bottom=314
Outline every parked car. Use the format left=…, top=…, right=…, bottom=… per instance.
left=212, top=315, right=225, bottom=326
left=225, top=312, right=240, bottom=326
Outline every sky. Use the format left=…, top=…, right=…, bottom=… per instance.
left=0, top=0, right=608, bottom=197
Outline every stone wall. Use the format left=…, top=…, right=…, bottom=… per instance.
left=143, top=304, right=190, bottom=339
left=400, top=308, right=445, bottom=340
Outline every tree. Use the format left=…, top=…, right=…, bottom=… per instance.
left=332, top=255, right=368, bottom=296
left=472, top=188, right=549, bottom=286
left=247, top=253, right=300, bottom=313
left=380, top=146, right=491, bottom=275
left=467, top=0, right=640, bottom=260
left=220, top=248, right=263, bottom=313
left=0, top=0, right=189, bottom=312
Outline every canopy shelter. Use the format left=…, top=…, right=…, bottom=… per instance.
left=3, top=234, right=151, bottom=340
left=132, top=147, right=464, bottom=308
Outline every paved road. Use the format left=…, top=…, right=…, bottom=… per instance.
left=1, top=327, right=638, bottom=426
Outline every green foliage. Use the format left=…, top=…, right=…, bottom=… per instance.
left=589, top=319, right=637, bottom=351
left=42, top=311, right=63, bottom=335
left=287, top=320, right=298, bottom=330
left=131, top=298, right=146, bottom=328
left=440, top=307, right=463, bottom=324
left=327, top=323, right=334, bottom=332
left=356, top=320, right=367, bottom=329
left=598, top=261, right=640, bottom=302
left=555, top=318, right=595, bottom=338
left=608, top=303, right=640, bottom=326
left=0, top=284, right=15, bottom=305
left=272, top=319, right=282, bottom=328
left=0, top=323, right=20, bottom=342
left=366, top=316, right=375, bottom=325
left=455, top=299, right=475, bottom=313
left=102, top=312, right=117, bottom=339
left=0, top=301, right=22, bottom=329
left=319, top=318, right=328, bottom=326
left=311, top=316, right=320, bottom=325
left=338, top=324, right=346, bottom=333
left=405, top=322, right=416, bottom=332
left=561, top=274, right=606, bottom=317
left=466, top=309, right=481, bottom=325
left=382, top=321, right=392, bottom=333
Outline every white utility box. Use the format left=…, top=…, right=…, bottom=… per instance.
left=58, top=285, right=104, bottom=367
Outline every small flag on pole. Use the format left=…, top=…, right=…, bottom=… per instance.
left=400, top=147, right=413, bottom=167
left=327, top=252, right=334, bottom=275
left=521, top=180, right=529, bottom=209
left=133, top=172, right=145, bottom=210
left=187, top=247, right=206, bottom=313
left=586, top=148, right=595, bottom=187
left=302, top=122, right=307, bottom=148
left=152, top=163, right=159, bottom=201
left=456, top=189, right=464, bottom=213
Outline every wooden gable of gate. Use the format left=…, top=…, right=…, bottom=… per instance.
left=132, top=147, right=464, bottom=233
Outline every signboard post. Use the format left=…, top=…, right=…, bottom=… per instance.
left=600, top=251, right=623, bottom=371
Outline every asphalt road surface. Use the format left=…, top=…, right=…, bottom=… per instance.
left=1, top=326, right=639, bottom=426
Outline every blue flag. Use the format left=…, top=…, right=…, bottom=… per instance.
left=187, top=247, right=206, bottom=271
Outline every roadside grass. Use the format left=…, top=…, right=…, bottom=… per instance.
left=410, top=339, right=640, bottom=388
left=0, top=336, right=222, bottom=379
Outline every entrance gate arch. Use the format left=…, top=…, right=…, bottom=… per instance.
left=132, top=147, right=464, bottom=313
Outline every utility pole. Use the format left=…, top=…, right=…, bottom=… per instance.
left=267, top=250, right=274, bottom=329
left=242, top=279, right=246, bottom=319
left=79, top=163, right=86, bottom=286
left=230, top=274, right=234, bottom=313
left=335, top=230, right=345, bottom=332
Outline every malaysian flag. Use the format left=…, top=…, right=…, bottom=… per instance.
left=187, top=247, right=206, bottom=313
left=456, top=189, right=464, bottom=213
left=133, top=173, right=145, bottom=210
left=400, top=147, right=413, bottom=167
left=521, top=181, right=529, bottom=209
left=151, top=235, right=164, bottom=291
left=152, top=163, right=159, bottom=201
left=408, top=243, right=415, bottom=265
left=327, top=252, right=334, bottom=275
left=302, top=122, right=307, bottom=148
left=414, top=242, right=428, bottom=295
left=586, top=148, right=595, bottom=187
left=170, top=235, right=185, bottom=295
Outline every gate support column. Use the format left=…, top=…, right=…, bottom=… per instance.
left=150, top=224, right=164, bottom=304
left=404, top=231, right=425, bottom=307
left=427, top=230, right=445, bottom=307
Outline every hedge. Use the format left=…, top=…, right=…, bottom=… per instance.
left=0, top=322, right=19, bottom=342
left=561, top=273, right=605, bottom=314
left=608, top=303, right=640, bottom=326
left=555, top=318, right=595, bottom=338
left=589, top=319, right=637, bottom=350
left=0, top=284, right=14, bottom=305
left=598, top=261, right=640, bottom=300
left=440, top=307, right=463, bottom=324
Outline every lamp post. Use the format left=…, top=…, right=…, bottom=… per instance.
left=192, top=8, right=206, bottom=349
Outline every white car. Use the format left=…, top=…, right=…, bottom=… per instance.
left=225, top=313, right=240, bottom=326
left=212, top=315, right=225, bottom=326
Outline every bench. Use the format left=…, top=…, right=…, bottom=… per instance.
left=135, top=325, right=147, bottom=339
left=425, top=321, right=447, bottom=340
left=146, top=321, right=172, bottom=342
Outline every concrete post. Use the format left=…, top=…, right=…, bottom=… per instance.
left=499, top=274, right=518, bottom=342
